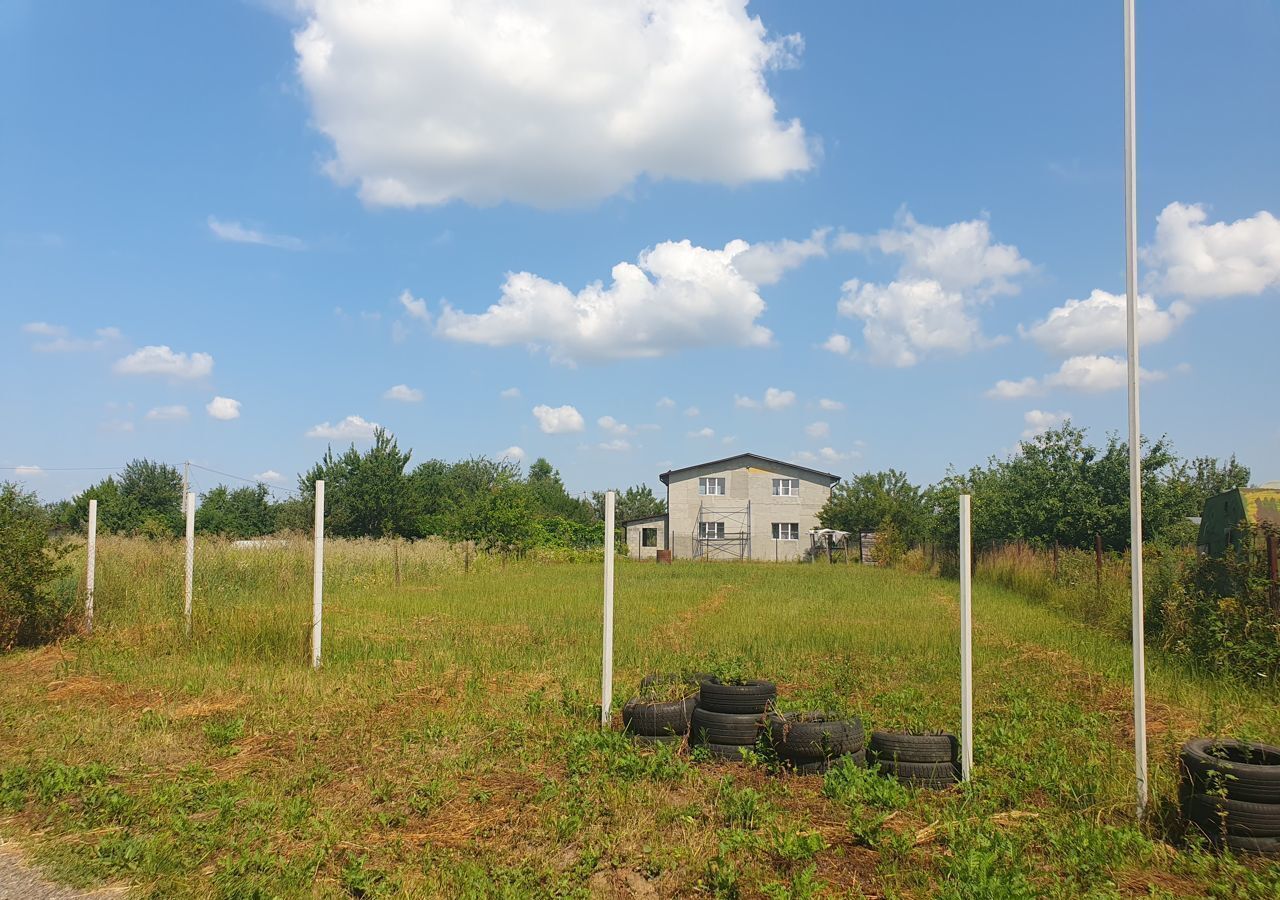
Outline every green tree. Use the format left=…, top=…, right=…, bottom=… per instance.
left=528, top=458, right=595, bottom=523
left=195, top=484, right=276, bottom=538
left=591, top=484, right=667, bottom=523
left=301, top=429, right=413, bottom=538
left=819, top=469, right=927, bottom=543
left=0, top=483, right=72, bottom=649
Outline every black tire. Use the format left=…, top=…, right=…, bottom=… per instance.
left=698, top=677, right=777, bottom=715
left=1184, top=792, right=1280, bottom=838
left=769, top=712, right=864, bottom=760
left=623, top=695, right=697, bottom=737
left=788, top=749, right=867, bottom=776
left=633, top=733, right=683, bottom=748
left=1180, top=739, right=1280, bottom=804
left=691, top=707, right=765, bottom=745
left=869, top=731, right=957, bottom=765
left=700, top=742, right=753, bottom=762
left=875, top=758, right=959, bottom=787
left=1205, top=832, right=1280, bottom=856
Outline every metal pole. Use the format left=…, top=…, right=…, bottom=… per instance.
left=184, top=491, right=195, bottom=635
left=86, top=499, right=97, bottom=634
left=601, top=490, right=616, bottom=728
left=312, top=480, right=324, bottom=669
left=1123, top=0, right=1148, bottom=818
left=959, top=494, right=974, bottom=781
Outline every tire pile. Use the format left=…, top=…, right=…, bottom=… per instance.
left=1180, top=737, right=1280, bottom=855
left=622, top=673, right=958, bottom=789
left=868, top=731, right=960, bottom=788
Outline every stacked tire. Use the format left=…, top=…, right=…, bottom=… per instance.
left=1180, top=738, right=1280, bottom=855
left=869, top=731, right=959, bottom=788
left=691, top=677, right=776, bottom=761
left=769, top=711, right=865, bottom=775
left=622, top=674, right=699, bottom=746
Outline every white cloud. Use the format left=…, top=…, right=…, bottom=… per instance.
left=114, top=345, right=214, bottom=379
left=989, top=355, right=1167, bottom=398
left=22, top=322, right=66, bottom=337
left=597, top=415, right=632, bottom=436
left=384, top=384, right=424, bottom=402
left=688, top=426, right=715, bottom=439
left=656, top=396, right=676, bottom=409
left=500, top=446, right=526, bottom=462
left=145, top=405, right=190, bottom=422
left=821, top=333, right=851, bottom=355
left=839, top=211, right=1032, bottom=296
left=794, top=447, right=857, bottom=465
left=25, top=323, right=123, bottom=353
left=834, top=211, right=1030, bottom=366
left=986, top=377, right=1040, bottom=399
left=398, top=290, right=431, bottom=323
left=721, top=435, right=736, bottom=445
left=805, top=421, right=829, bottom=438
left=254, top=470, right=284, bottom=483
left=735, top=387, right=795, bottom=410
left=307, top=415, right=380, bottom=441
left=437, top=239, right=772, bottom=364
left=1022, top=289, right=1189, bottom=356
left=684, top=406, right=700, bottom=417
left=206, top=396, right=242, bottom=420
left=818, top=398, right=845, bottom=411
left=1021, top=409, right=1072, bottom=439
left=532, top=404, right=585, bottom=434
left=207, top=216, right=304, bottom=250
left=14, top=465, right=44, bottom=477
left=500, top=387, right=522, bottom=399
left=1144, top=202, right=1280, bottom=299
left=294, top=0, right=811, bottom=208
left=730, top=229, right=829, bottom=286
left=839, top=278, right=985, bottom=367
left=597, top=439, right=632, bottom=452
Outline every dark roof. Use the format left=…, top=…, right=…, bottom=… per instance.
left=619, top=513, right=669, bottom=527
left=659, top=452, right=840, bottom=486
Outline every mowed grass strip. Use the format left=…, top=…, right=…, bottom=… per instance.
left=0, top=537, right=1278, bottom=898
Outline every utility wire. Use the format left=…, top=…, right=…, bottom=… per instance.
left=186, top=462, right=301, bottom=498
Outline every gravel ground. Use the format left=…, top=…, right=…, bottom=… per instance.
left=0, top=842, right=126, bottom=900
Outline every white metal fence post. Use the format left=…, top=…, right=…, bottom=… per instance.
left=1123, top=0, right=1149, bottom=820
left=601, top=490, right=616, bottom=728
left=959, top=494, right=974, bottom=781
left=183, top=491, right=195, bottom=635
left=312, top=480, right=325, bottom=669
left=86, top=499, right=97, bottom=634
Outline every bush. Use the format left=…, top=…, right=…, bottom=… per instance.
left=0, top=483, right=74, bottom=650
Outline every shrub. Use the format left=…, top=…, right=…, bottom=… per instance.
left=0, top=482, right=73, bottom=649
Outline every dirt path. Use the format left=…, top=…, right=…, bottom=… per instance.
left=0, top=842, right=125, bottom=900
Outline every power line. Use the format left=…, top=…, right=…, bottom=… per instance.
left=0, top=466, right=123, bottom=472
left=186, top=462, right=301, bottom=498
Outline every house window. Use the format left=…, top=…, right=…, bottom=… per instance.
left=772, top=478, right=800, bottom=496
left=772, top=522, right=799, bottom=541
left=699, top=522, right=725, bottom=539
left=641, top=527, right=658, bottom=548
left=699, top=477, right=726, bottom=496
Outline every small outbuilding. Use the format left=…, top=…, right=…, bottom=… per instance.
left=1197, top=488, right=1280, bottom=557
left=622, top=513, right=668, bottom=560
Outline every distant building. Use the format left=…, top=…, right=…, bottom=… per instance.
left=622, top=453, right=839, bottom=561
left=1197, top=488, right=1280, bottom=557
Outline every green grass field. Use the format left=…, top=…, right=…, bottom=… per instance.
left=2, top=537, right=1278, bottom=898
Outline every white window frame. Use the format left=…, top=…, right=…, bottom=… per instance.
left=771, top=522, right=799, bottom=541
left=699, top=521, right=725, bottom=539
left=772, top=478, right=800, bottom=497
left=698, top=476, right=726, bottom=496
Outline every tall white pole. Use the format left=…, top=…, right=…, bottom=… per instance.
left=312, top=480, right=325, bottom=670
left=181, top=460, right=189, bottom=517
left=959, top=494, right=974, bottom=781
left=1123, top=0, right=1148, bottom=818
left=601, top=489, right=616, bottom=728
left=86, top=499, right=97, bottom=634
left=184, top=491, right=195, bottom=635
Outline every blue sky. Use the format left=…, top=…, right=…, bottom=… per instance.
left=3, top=0, right=1278, bottom=502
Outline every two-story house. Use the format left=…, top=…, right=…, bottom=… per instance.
left=622, top=453, right=840, bottom=561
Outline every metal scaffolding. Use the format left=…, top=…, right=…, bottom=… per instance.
left=693, top=501, right=751, bottom=560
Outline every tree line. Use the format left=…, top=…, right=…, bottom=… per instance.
left=818, top=422, right=1249, bottom=552
left=51, top=429, right=666, bottom=552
